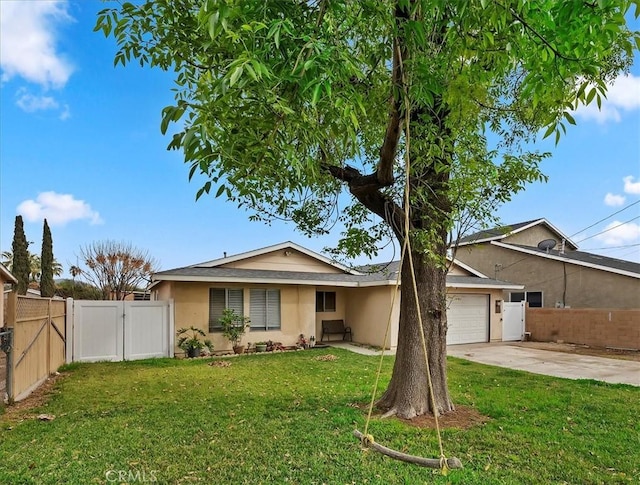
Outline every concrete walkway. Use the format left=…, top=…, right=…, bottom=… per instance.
left=323, top=341, right=392, bottom=356
left=447, top=342, right=640, bottom=386
left=328, top=342, right=640, bottom=386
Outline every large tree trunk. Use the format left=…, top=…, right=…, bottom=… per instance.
left=376, top=246, right=453, bottom=419
left=324, top=2, right=454, bottom=420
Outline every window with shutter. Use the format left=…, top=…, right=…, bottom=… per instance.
left=250, top=288, right=281, bottom=330
left=266, top=289, right=281, bottom=330
left=209, top=288, right=244, bottom=332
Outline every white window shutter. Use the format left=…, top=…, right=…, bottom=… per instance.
left=250, top=289, right=266, bottom=329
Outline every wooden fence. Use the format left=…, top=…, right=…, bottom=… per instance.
left=0, top=333, right=7, bottom=403
left=5, top=292, right=66, bottom=402
left=526, top=307, right=640, bottom=351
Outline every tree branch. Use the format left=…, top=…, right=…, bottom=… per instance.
left=377, top=36, right=403, bottom=186
left=323, top=163, right=406, bottom=240
left=500, top=2, right=581, bottom=62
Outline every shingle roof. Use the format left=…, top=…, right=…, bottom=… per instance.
left=152, top=262, right=522, bottom=289
left=458, top=219, right=542, bottom=244
left=457, top=218, right=578, bottom=250
left=189, top=241, right=360, bottom=274
left=498, top=243, right=640, bottom=277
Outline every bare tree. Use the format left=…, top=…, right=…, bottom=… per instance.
left=77, top=240, right=158, bottom=300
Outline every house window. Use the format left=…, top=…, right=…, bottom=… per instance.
left=509, top=291, right=543, bottom=308
left=316, top=291, right=336, bottom=312
left=209, top=288, right=244, bottom=332
left=250, top=289, right=281, bottom=330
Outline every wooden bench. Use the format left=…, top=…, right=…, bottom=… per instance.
left=321, top=319, right=352, bottom=342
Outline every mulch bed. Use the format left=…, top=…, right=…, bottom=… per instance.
left=399, top=405, right=490, bottom=430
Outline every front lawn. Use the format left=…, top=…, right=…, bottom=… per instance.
left=1, top=349, right=638, bottom=484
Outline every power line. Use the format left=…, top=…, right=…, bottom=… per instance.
left=574, top=215, right=640, bottom=244
left=581, top=243, right=640, bottom=251
left=569, top=199, right=640, bottom=238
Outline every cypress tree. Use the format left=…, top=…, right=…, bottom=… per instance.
left=40, top=219, right=55, bottom=297
left=11, top=215, right=30, bottom=295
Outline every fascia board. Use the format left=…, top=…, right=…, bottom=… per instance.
left=450, top=259, right=489, bottom=278
left=189, top=241, right=361, bottom=275
left=152, top=274, right=361, bottom=287
left=0, top=264, right=17, bottom=283
left=492, top=241, right=640, bottom=279
left=446, top=282, right=524, bottom=290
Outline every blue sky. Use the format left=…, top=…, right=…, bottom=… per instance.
left=1, top=1, right=639, bottom=279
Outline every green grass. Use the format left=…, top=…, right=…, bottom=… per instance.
left=1, top=349, right=638, bottom=484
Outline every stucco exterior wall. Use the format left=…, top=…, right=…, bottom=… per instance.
left=342, top=285, right=503, bottom=348
left=1, top=270, right=15, bottom=327
left=314, top=286, right=348, bottom=340
left=165, top=281, right=319, bottom=354
left=456, top=243, right=639, bottom=308
left=153, top=281, right=173, bottom=301
left=345, top=285, right=398, bottom=349
left=502, top=224, right=561, bottom=247
left=1, top=289, right=5, bottom=328
left=221, top=249, right=344, bottom=273
left=448, top=262, right=471, bottom=276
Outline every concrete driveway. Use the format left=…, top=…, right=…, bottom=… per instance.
left=447, top=342, right=640, bottom=386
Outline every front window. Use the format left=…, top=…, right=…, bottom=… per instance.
left=209, top=288, right=244, bottom=332
left=509, top=291, right=543, bottom=308
left=316, top=291, right=336, bottom=312
left=250, top=289, right=281, bottom=330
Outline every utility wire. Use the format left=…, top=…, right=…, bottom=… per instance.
left=569, top=200, right=640, bottom=237
left=574, top=215, right=640, bottom=244
left=581, top=243, right=640, bottom=251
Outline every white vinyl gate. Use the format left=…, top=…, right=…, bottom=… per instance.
left=502, top=301, right=525, bottom=341
left=66, top=299, right=174, bottom=363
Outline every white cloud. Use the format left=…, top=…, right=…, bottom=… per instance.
left=604, top=193, right=625, bottom=207
left=15, top=88, right=59, bottom=112
left=573, top=74, right=640, bottom=124
left=0, top=0, right=74, bottom=89
left=59, top=104, right=71, bottom=121
left=595, top=220, right=640, bottom=246
left=18, top=192, right=103, bottom=226
left=623, top=175, right=640, bottom=195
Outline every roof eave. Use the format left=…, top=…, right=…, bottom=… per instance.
left=188, top=241, right=362, bottom=275
left=447, top=282, right=524, bottom=290
left=152, top=274, right=361, bottom=287
left=492, top=241, right=640, bottom=278
left=450, top=258, right=488, bottom=278
left=456, top=218, right=579, bottom=250
left=0, top=264, right=17, bottom=284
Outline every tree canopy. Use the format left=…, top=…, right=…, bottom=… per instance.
left=40, top=219, right=56, bottom=298
left=98, top=0, right=639, bottom=418
left=98, top=1, right=637, bottom=255
left=76, top=240, right=157, bottom=300
left=10, top=216, right=30, bottom=295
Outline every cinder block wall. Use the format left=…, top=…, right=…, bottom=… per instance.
left=526, top=308, right=640, bottom=350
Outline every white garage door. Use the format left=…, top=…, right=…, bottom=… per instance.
left=446, top=294, right=489, bottom=345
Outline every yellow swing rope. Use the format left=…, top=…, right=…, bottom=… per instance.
left=358, top=40, right=460, bottom=473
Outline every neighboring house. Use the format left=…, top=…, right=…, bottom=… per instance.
left=1, top=264, right=18, bottom=327
left=150, top=242, right=522, bottom=353
left=454, top=218, right=640, bottom=309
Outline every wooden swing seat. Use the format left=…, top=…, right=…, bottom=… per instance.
left=353, top=430, right=463, bottom=469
